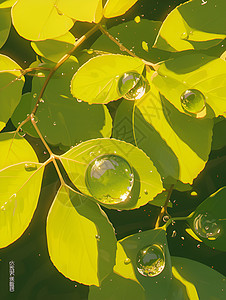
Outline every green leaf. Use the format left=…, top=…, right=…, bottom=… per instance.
left=152, top=53, right=226, bottom=118
left=91, top=19, right=170, bottom=63
left=187, top=187, right=226, bottom=251
left=0, top=162, right=44, bottom=248
left=0, top=132, right=38, bottom=169
left=56, top=0, right=103, bottom=23
left=31, top=32, right=76, bottom=63
left=150, top=190, right=173, bottom=208
left=0, top=132, right=43, bottom=248
left=70, top=54, right=145, bottom=104
left=114, top=83, right=213, bottom=184
left=0, top=8, right=11, bottom=49
left=154, top=0, right=226, bottom=52
left=0, top=54, right=25, bottom=131
left=60, top=138, right=163, bottom=210
left=89, top=273, right=145, bottom=300
left=46, top=185, right=117, bottom=286
left=169, top=257, right=226, bottom=299
left=13, top=58, right=112, bottom=146
left=211, top=117, right=226, bottom=150
left=104, top=0, right=138, bottom=18
left=119, top=228, right=172, bottom=299
left=0, top=0, right=16, bottom=8
left=12, top=0, right=74, bottom=41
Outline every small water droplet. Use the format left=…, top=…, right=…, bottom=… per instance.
left=193, top=212, right=221, bottom=239
left=181, top=32, right=188, bottom=40
left=40, top=98, right=44, bottom=103
left=77, top=99, right=82, bottom=103
left=118, top=71, right=149, bottom=101
left=134, top=16, right=141, bottom=23
left=136, top=244, right=165, bottom=277
left=144, top=190, right=148, bottom=195
left=171, top=230, right=177, bottom=237
left=180, top=89, right=206, bottom=115
left=124, top=258, right=131, bottom=265
left=163, top=215, right=170, bottom=222
left=53, top=122, right=56, bottom=126
left=95, top=235, right=101, bottom=241
left=85, top=155, right=134, bottom=204
left=24, top=163, right=38, bottom=172
left=33, top=93, right=37, bottom=98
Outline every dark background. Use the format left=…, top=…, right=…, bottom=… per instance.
left=0, top=0, right=226, bottom=299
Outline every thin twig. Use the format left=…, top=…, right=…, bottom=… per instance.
left=99, top=25, right=158, bottom=70
left=32, top=24, right=100, bottom=115
left=155, top=184, right=174, bottom=229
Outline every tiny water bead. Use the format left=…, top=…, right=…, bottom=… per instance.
left=24, top=163, right=38, bottom=172
left=118, top=71, right=149, bottom=100
left=180, top=89, right=206, bottom=114
left=85, top=154, right=134, bottom=204
left=136, top=244, right=165, bottom=277
left=193, top=212, right=221, bottom=239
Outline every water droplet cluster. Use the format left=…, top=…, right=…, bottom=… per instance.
left=180, top=89, right=206, bottom=114
left=136, top=244, right=165, bottom=277
left=85, top=154, right=134, bottom=204
left=118, top=71, right=148, bottom=100
left=193, top=212, right=221, bottom=239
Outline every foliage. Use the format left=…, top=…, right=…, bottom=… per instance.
left=0, top=0, right=226, bottom=298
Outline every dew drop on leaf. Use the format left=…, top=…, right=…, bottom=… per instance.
left=24, top=163, right=38, bottom=172
left=136, top=244, right=165, bottom=277
left=118, top=71, right=149, bottom=101
left=193, top=212, right=221, bottom=239
left=95, top=235, right=101, bottom=241
left=124, top=258, right=131, bottom=265
left=180, top=89, right=206, bottom=114
left=85, top=154, right=134, bottom=204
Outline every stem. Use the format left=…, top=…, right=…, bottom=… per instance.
left=99, top=25, right=158, bottom=70
left=32, top=24, right=100, bottom=115
left=155, top=184, right=174, bottom=229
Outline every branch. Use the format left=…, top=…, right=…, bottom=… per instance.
left=99, top=25, right=158, bottom=70
left=155, top=184, right=174, bottom=229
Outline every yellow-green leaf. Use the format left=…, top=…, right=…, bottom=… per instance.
left=0, top=162, right=44, bottom=248
left=12, top=0, right=74, bottom=41
left=46, top=186, right=117, bottom=286
left=60, top=138, right=163, bottom=210
left=0, top=8, right=11, bottom=49
left=71, top=54, right=145, bottom=104
left=152, top=54, right=226, bottom=118
left=154, top=0, right=226, bottom=52
left=56, top=0, right=103, bottom=23
left=104, top=0, right=138, bottom=18
left=0, top=0, right=16, bottom=8
left=0, top=54, right=25, bottom=131
left=31, top=32, right=76, bottom=63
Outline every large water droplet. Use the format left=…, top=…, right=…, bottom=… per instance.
left=193, top=212, right=221, bottom=239
left=85, top=154, right=134, bottom=204
left=180, top=89, right=206, bottom=114
left=118, top=71, right=149, bottom=100
left=24, top=163, right=38, bottom=172
left=136, top=244, right=165, bottom=277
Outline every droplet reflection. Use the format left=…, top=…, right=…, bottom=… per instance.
left=136, top=244, right=165, bottom=277
left=180, top=89, right=206, bottom=114
left=193, top=212, right=221, bottom=239
left=118, top=71, right=149, bottom=100
left=24, top=163, right=38, bottom=172
left=85, top=154, right=134, bottom=204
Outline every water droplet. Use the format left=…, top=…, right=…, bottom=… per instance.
left=24, top=163, right=38, bottom=172
left=144, top=190, right=148, bottom=195
left=40, top=98, right=44, bottom=103
left=118, top=71, right=149, bottom=100
left=181, top=32, right=188, bottom=40
left=95, top=235, right=100, bottom=241
left=134, top=16, right=141, bottom=23
left=124, top=258, right=131, bottom=265
left=85, top=155, right=134, bottom=204
left=33, top=93, right=37, bottom=98
left=53, top=122, right=56, bottom=126
left=193, top=212, right=221, bottom=239
left=180, top=89, right=206, bottom=114
left=136, top=244, right=165, bottom=277
left=77, top=99, right=82, bottom=103
left=171, top=230, right=177, bottom=237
